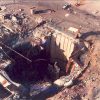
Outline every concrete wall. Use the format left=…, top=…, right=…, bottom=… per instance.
left=50, top=29, right=76, bottom=69
left=50, top=31, right=75, bottom=61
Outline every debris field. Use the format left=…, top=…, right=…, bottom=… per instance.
left=0, top=1, right=100, bottom=100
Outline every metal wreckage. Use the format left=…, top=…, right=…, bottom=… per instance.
left=0, top=9, right=92, bottom=100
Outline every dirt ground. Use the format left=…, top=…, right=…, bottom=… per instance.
left=0, top=1, right=100, bottom=100
left=67, top=0, right=100, bottom=16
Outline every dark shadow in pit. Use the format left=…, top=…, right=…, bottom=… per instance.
left=4, top=41, right=50, bottom=84
left=1, top=33, right=68, bottom=99
left=3, top=35, right=67, bottom=84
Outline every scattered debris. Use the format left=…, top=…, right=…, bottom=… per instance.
left=0, top=2, right=100, bottom=100
left=62, top=3, right=71, bottom=10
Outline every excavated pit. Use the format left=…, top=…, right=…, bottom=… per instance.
left=2, top=40, right=61, bottom=85
left=0, top=26, right=76, bottom=86
left=0, top=18, right=76, bottom=88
